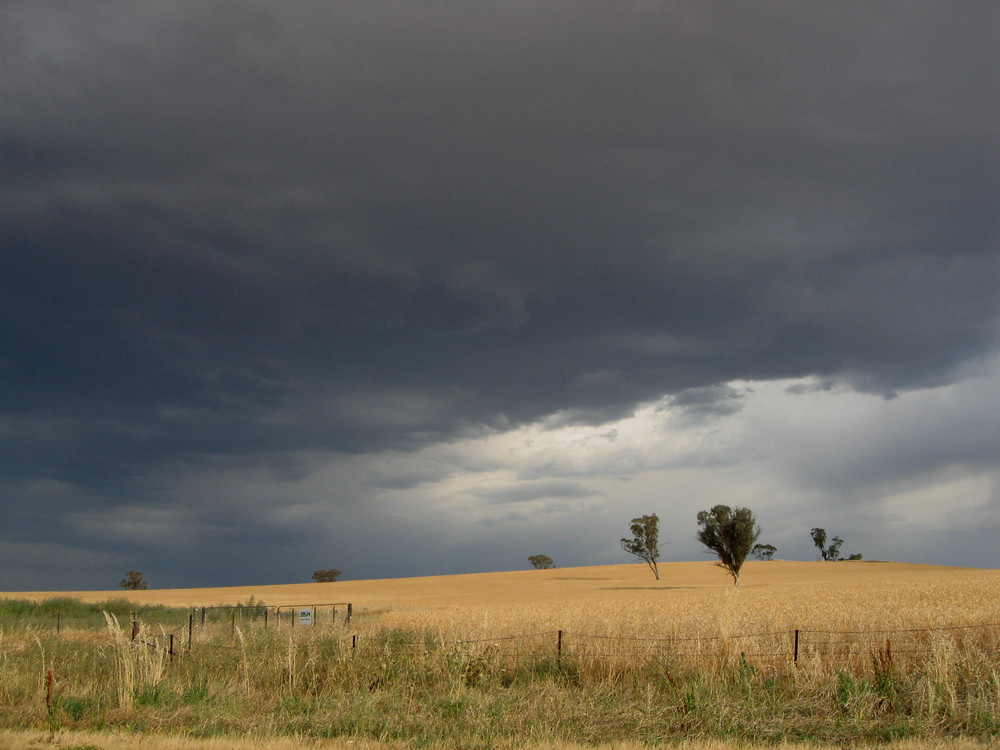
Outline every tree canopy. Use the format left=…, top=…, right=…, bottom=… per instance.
left=811, top=528, right=844, bottom=561
left=119, top=570, right=148, bottom=590
left=621, top=514, right=661, bottom=580
left=751, top=543, right=777, bottom=561
left=528, top=554, right=555, bottom=569
left=312, top=568, right=342, bottom=582
left=696, top=505, right=760, bottom=587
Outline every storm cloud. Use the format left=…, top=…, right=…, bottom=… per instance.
left=2, top=1, right=998, bottom=588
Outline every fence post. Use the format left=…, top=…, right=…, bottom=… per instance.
left=264, top=608, right=269, bottom=628
left=131, top=620, right=140, bottom=642
left=794, top=629, right=799, bottom=664
left=56, top=612, right=61, bottom=634
left=169, top=634, right=175, bottom=664
left=347, top=603, right=352, bottom=625
left=557, top=630, right=563, bottom=664
left=352, top=634, right=357, bottom=650
left=231, top=609, right=236, bottom=636
left=188, top=614, right=194, bottom=651
left=202, top=607, right=206, bottom=627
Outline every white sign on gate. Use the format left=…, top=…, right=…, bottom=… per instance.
left=298, top=607, right=313, bottom=626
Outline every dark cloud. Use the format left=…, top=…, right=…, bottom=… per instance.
left=668, top=385, right=747, bottom=421
left=1, top=1, right=998, bottom=587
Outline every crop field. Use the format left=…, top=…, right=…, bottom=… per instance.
left=0, top=561, right=998, bottom=749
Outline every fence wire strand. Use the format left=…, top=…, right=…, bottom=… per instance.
left=9, top=606, right=1000, bottom=673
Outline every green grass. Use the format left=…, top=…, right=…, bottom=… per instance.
left=0, top=597, right=183, bottom=631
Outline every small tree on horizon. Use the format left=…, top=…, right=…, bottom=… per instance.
left=312, top=569, right=342, bottom=582
left=119, top=570, right=148, bottom=590
left=621, top=514, right=661, bottom=580
left=751, top=543, right=777, bottom=561
left=811, top=528, right=844, bottom=561
left=528, top=554, right=555, bottom=569
left=696, top=505, right=760, bottom=587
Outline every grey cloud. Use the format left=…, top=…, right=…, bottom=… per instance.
left=785, top=380, right=836, bottom=396
left=669, top=385, right=747, bottom=420
left=1, top=0, right=999, bottom=586
left=473, top=481, right=600, bottom=506
left=757, top=375, right=1000, bottom=498
left=370, top=457, right=456, bottom=491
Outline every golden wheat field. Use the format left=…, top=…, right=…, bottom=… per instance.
left=10, top=560, right=1000, bottom=634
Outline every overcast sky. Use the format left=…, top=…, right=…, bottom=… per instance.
left=2, top=1, right=998, bottom=590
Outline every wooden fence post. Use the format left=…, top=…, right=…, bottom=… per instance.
left=347, top=603, right=352, bottom=624
left=794, top=629, right=800, bottom=664
left=188, top=614, right=194, bottom=651
left=557, top=630, right=563, bottom=664
left=169, top=634, right=175, bottom=663
left=131, top=620, right=140, bottom=642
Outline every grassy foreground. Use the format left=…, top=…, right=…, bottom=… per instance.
left=0, top=561, right=998, bottom=749
left=0, top=734, right=996, bottom=750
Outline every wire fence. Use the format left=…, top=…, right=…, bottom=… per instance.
left=0, top=602, right=352, bottom=634
left=6, top=605, right=998, bottom=674
left=347, top=622, right=1000, bottom=674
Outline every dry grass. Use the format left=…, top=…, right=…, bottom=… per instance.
left=0, top=732, right=997, bottom=750
left=2, top=561, right=999, bottom=749
left=0, top=728, right=387, bottom=749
